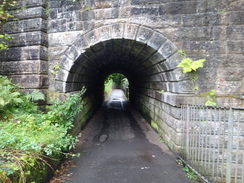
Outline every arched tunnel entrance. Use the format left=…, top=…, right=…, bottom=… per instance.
left=54, top=23, right=190, bottom=151
left=50, top=23, right=195, bottom=182
left=65, top=37, right=175, bottom=105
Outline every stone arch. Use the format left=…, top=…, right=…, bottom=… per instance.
left=53, top=23, right=189, bottom=96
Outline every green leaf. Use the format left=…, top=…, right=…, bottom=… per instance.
left=205, top=100, right=217, bottom=106
left=193, top=86, right=199, bottom=91
left=191, top=59, right=205, bottom=71
left=178, top=49, right=187, bottom=57
left=25, top=91, right=45, bottom=102
left=158, top=89, right=165, bottom=94
left=209, top=90, right=215, bottom=96
left=177, top=58, right=206, bottom=73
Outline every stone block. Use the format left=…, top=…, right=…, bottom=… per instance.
left=49, top=32, right=80, bottom=47
left=226, top=25, right=244, bottom=40
left=0, top=60, right=47, bottom=74
left=167, top=52, right=183, bottom=70
left=224, top=54, right=244, bottom=67
left=67, top=21, right=84, bottom=31
left=158, top=40, right=178, bottom=59
left=0, top=47, right=21, bottom=61
left=215, top=81, right=241, bottom=96
left=94, top=8, right=119, bottom=20
left=11, top=7, right=47, bottom=20
left=83, top=21, right=95, bottom=31
left=49, top=9, right=57, bottom=19
left=182, top=40, right=226, bottom=54
left=9, top=75, right=48, bottom=89
left=227, top=41, right=244, bottom=54
left=131, top=7, right=160, bottom=16
left=182, top=13, right=222, bottom=27
left=76, top=10, right=95, bottom=21
left=65, top=46, right=80, bottom=61
left=13, top=0, right=47, bottom=9
left=48, top=19, right=66, bottom=32
left=48, top=46, right=68, bottom=60
left=54, top=81, right=65, bottom=92
left=159, top=2, right=197, bottom=15
left=21, top=46, right=40, bottom=60
left=55, top=69, right=69, bottom=82
left=124, top=23, right=139, bottom=40
left=177, top=81, right=194, bottom=93
left=172, top=68, right=189, bottom=81
left=136, top=26, right=153, bottom=44
left=59, top=56, right=74, bottom=71
left=6, top=31, right=48, bottom=47
left=0, top=18, right=46, bottom=34
left=178, top=27, right=214, bottom=42
left=147, top=32, right=166, bottom=50
left=84, top=29, right=100, bottom=46
left=131, top=0, right=165, bottom=5
left=112, top=23, right=124, bottom=39
left=217, top=67, right=244, bottom=81
left=98, top=25, right=112, bottom=41
left=228, top=11, right=244, bottom=25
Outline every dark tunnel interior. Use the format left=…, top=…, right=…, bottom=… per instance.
left=65, top=38, right=176, bottom=109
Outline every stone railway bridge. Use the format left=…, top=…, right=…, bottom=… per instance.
left=0, top=0, right=244, bottom=151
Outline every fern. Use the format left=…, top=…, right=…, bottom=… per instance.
left=0, top=76, right=23, bottom=109
left=25, top=91, right=45, bottom=102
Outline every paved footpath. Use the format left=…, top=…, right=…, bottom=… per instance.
left=50, top=90, right=190, bottom=183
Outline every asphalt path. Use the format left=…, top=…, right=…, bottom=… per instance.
left=50, top=90, right=190, bottom=183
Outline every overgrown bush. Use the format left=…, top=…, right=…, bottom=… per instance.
left=0, top=75, right=84, bottom=182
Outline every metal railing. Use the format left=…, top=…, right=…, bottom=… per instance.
left=180, top=104, right=244, bottom=183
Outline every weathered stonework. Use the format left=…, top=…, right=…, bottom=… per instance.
left=0, top=0, right=244, bottom=159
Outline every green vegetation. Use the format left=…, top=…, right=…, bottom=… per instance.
left=51, top=63, right=60, bottom=75
left=177, top=57, right=205, bottom=74
left=151, top=121, right=159, bottom=131
left=157, top=89, right=165, bottom=94
left=219, top=9, right=227, bottom=13
left=0, top=0, right=17, bottom=49
left=182, top=166, right=199, bottom=181
left=199, top=89, right=217, bottom=106
left=178, top=50, right=218, bottom=106
left=177, top=159, right=199, bottom=182
left=0, top=75, right=84, bottom=182
left=177, top=49, right=206, bottom=92
left=104, top=73, right=129, bottom=98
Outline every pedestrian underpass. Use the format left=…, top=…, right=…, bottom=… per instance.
left=1, top=1, right=243, bottom=182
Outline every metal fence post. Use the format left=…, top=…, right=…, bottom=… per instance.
left=226, top=108, right=234, bottom=183
left=186, top=104, right=190, bottom=159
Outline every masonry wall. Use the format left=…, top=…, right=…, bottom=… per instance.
left=0, top=0, right=49, bottom=95
left=0, top=0, right=244, bottom=153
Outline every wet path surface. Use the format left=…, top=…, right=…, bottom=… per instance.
left=51, top=90, right=189, bottom=183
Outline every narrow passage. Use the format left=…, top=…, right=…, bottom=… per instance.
left=51, top=90, right=189, bottom=183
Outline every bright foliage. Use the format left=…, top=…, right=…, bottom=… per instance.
left=0, top=75, right=83, bottom=182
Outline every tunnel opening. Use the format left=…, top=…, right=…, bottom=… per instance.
left=53, top=24, right=191, bottom=151
left=104, top=73, right=129, bottom=101
left=64, top=37, right=176, bottom=107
